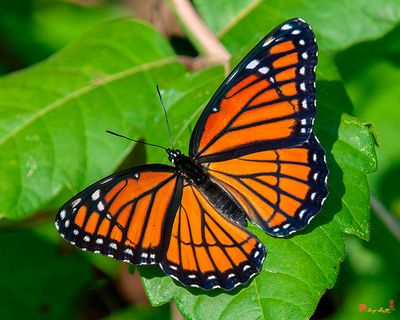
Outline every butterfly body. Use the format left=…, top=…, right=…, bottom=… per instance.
left=168, top=148, right=247, bottom=226
left=56, top=18, right=328, bottom=291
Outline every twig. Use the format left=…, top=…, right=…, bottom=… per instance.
left=171, top=302, right=185, bottom=320
left=170, top=0, right=231, bottom=73
left=370, top=194, right=400, bottom=242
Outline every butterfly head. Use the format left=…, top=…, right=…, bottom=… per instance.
left=166, top=148, right=182, bottom=164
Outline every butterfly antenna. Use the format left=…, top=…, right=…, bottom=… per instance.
left=156, top=85, right=175, bottom=149
left=105, top=130, right=167, bottom=151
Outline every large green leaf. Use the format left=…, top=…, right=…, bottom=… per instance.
left=193, top=0, right=400, bottom=52
left=0, top=18, right=185, bottom=219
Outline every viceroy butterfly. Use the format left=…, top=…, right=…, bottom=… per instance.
left=55, top=18, right=328, bottom=291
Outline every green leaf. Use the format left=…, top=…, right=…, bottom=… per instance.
left=0, top=18, right=185, bottom=219
left=0, top=228, right=93, bottom=319
left=193, top=0, right=400, bottom=52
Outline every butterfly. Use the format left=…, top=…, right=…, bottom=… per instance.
left=55, top=18, right=328, bottom=291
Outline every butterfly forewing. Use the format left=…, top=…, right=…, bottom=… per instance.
left=160, top=184, right=265, bottom=290
left=55, top=165, right=182, bottom=264
left=190, top=18, right=318, bottom=162
left=205, top=133, right=328, bottom=236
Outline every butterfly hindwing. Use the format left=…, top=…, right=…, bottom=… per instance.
left=190, top=18, right=318, bottom=162
left=205, top=133, right=328, bottom=236
left=55, top=165, right=182, bottom=264
left=160, top=184, right=265, bottom=290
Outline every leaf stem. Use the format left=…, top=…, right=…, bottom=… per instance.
left=170, top=0, right=230, bottom=72
left=370, top=194, right=400, bottom=242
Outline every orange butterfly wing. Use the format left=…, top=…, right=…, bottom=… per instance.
left=190, top=18, right=317, bottom=161
left=55, top=165, right=182, bottom=264
left=204, top=134, right=328, bottom=236
left=160, top=184, right=265, bottom=290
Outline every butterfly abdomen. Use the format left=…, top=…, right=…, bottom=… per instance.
left=197, top=179, right=247, bottom=226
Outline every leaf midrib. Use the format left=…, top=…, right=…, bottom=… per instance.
left=0, top=56, right=178, bottom=148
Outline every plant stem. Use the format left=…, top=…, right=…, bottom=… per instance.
left=370, top=194, right=400, bottom=242
left=170, top=0, right=230, bottom=72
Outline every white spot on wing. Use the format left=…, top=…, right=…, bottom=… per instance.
left=281, top=24, right=292, bottom=30
left=97, top=201, right=105, bottom=211
left=84, top=235, right=90, bottom=242
left=64, top=220, right=70, bottom=228
left=72, top=198, right=81, bottom=208
left=292, top=30, right=300, bottom=35
left=258, top=67, right=269, bottom=74
left=96, top=238, right=103, bottom=244
left=300, top=66, right=305, bottom=75
left=243, top=265, right=251, bottom=271
left=302, top=99, right=308, bottom=109
left=60, top=210, right=66, bottom=220
left=299, top=39, right=305, bottom=45
left=246, top=59, right=259, bottom=69
left=110, top=243, right=117, bottom=250
left=300, top=83, right=306, bottom=91
left=283, top=223, right=290, bottom=229
left=302, top=52, right=308, bottom=59
left=226, top=69, right=238, bottom=82
left=263, top=37, right=274, bottom=47
left=188, top=274, right=196, bottom=279
left=124, top=248, right=133, bottom=255
left=101, top=177, right=113, bottom=184
left=91, top=189, right=100, bottom=201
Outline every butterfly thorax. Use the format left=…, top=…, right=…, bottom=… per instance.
left=167, top=148, right=247, bottom=226
left=167, top=149, right=207, bottom=184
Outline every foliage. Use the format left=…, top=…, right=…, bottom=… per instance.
left=0, top=0, right=399, bottom=319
